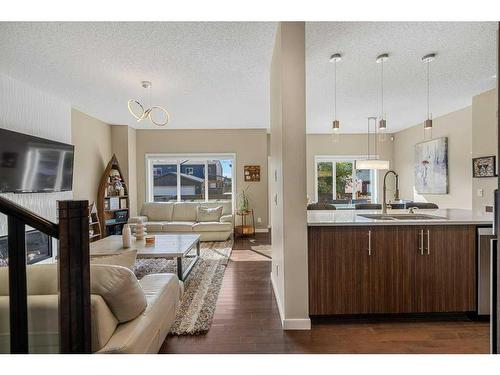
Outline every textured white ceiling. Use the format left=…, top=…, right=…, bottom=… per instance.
left=306, top=22, right=497, bottom=133
left=0, top=22, right=496, bottom=133
left=0, top=22, right=277, bottom=129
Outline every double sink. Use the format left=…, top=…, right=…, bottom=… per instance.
left=357, top=213, right=446, bottom=221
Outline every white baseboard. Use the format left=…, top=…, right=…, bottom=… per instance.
left=255, top=228, right=269, bottom=233
left=270, top=272, right=311, bottom=331
left=270, top=272, right=285, bottom=323
left=282, top=318, right=311, bottom=330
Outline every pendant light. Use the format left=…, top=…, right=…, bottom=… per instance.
left=422, top=53, right=436, bottom=137
left=128, top=81, right=170, bottom=127
left=330, top=53, right=342, bottom=142
left=355, top=117, right=390, bottom=170
left=376, top=53, right=389, bottom=141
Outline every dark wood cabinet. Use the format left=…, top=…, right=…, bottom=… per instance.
left=308, top=226, right=368, bottom=314
left=308, top=224, right=477, bottom=316
left=368, top=226, right=413, bottom=313
left=409, top=226, right=476, bottom=312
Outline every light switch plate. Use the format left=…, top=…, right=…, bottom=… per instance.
left=477, top=188, right=484, bottom=197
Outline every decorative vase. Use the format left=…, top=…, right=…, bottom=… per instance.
left=122, top=224, right=131, bottom=248
left=238, top=193, right=249, bottom=212
left=134, top=220, right=147, bottom=240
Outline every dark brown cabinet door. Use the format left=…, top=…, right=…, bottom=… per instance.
left=413, top=225, right=477, bottom=312
left=308, top=224, right=477, bottom=316
left=368, top=226, right=413, bottom=313
left=308, top=226, right=369, bottom=315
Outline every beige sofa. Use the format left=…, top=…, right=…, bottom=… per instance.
left=0, top=263, right=182, bottom=354
left=129, top=201, right=233, bottom=242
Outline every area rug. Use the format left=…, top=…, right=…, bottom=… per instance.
left=250, top=244, right=272, bottom=259
left=133, top=239, right=233, bottom=335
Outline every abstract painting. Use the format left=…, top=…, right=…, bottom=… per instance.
left=415, top=137, right=448, bottom=194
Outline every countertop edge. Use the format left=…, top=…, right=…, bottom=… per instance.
left=307, top=221, right=493, bottom=227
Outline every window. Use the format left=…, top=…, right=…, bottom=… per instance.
left=151, top=163, right=177, bottom=201
left=315, top=156, right=377, bottom=203
left=146, top=154, right=235, bottom=207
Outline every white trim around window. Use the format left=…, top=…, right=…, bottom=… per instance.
left=145, top=153, right=236, bottom=210
left=314, top=155, right=379, bottom=204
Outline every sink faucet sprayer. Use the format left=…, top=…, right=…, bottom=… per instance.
left=382, top=170, right=399, bottom=214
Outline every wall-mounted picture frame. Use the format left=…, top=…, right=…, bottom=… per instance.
left=414, top=137, right=448, bottom=194
left=244, top=165, right=261, bottom=182
left=472, top=156, right=497, bottom=178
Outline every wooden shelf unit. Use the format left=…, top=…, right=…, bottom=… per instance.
left=97, top=154, right=130, bottom=237
left=88, top=202, right=101, bottom=243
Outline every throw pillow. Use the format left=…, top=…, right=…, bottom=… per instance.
left=197, top=206, right=223, bottom=222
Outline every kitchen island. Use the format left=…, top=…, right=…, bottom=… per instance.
left=307, top=209, right=493, bottom=316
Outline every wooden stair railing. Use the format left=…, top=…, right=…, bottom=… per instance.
left=0, top=197, right=91, bottom=354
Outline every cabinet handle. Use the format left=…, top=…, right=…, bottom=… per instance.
left=419, top=229, right=424, bottom=255
left=427, top=229, right=430, bottom=255
left=368, top=230, right=372, bottom=256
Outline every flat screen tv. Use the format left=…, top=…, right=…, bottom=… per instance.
left=0, top=128, right=74, bottom=193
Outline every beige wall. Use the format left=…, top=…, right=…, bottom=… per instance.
left=71, top=109, right=112, bottom=205
left=111, top=125, right=138, bottom=216
left=270, top=22, right=309, bottom=328
left=128, top=126, right=137, bottom=217
left=306, top=134, right=395, bottom=203
left=472, top=89, right=498, bottom=213
left=393, top=89, right=497, bottom=210
left=393, top=107, right=473, bottom=209
left=135, top=129, right=268, bottom=229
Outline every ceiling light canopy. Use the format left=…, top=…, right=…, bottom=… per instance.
left=128, top=81, right=170, bottom=127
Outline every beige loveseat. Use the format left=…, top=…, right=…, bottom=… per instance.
left=129, top=201, right=233, bottom=242
left=0, top=263, right=182, bottom=354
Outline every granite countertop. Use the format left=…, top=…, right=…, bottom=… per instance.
left=307, top=208, right=493, bottom=226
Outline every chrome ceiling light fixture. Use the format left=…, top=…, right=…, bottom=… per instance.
left=330, top=53, right=342, bottom=143
left=422, top=53, right=436, bottom=138
left=376, top=53, right=389, bottom=142
left=128, top=81, right=170, bottom=127
left=355, top=116, right=390, bottom=170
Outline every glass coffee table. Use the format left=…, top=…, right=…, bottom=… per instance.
left=90, top=233, right=201, bottom=281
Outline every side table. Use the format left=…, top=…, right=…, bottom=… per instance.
left=234, top=209, right=255, bottom=238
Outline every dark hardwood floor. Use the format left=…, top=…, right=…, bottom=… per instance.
left=160, top=233, right=489, bottom=354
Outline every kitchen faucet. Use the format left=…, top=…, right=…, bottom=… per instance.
left=382, top=170, right=400, bottom=214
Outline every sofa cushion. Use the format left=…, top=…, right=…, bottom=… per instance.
left=192, top=221, right=233, bottom=232
left=163, top=221, right=195, bottom=232
left=140, top=202, right=174, bottom=221
left=96, top=273, right=181, bottom=354
left=220, top=214, right=233, bottom=224
left=145, top=221, right=168, bottom=232
left=197, top=205, right=223, bottom=222
left=172, top=202, right=199, bottom=221
left=139, top=273, right=182, bottom=312
left=90, top=265, right=147, bottom=323
left=91, top=294, right=118, bottom=352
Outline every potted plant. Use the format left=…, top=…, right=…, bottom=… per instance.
left=238, top=186, right=250, bottom=213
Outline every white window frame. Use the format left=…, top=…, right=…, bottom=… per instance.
left=145, top=153, right=236, bottom=209
left=314, top=155, right=378, bottom=203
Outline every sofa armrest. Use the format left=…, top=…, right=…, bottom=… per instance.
left=220, top=214, right=233, bottom=224
left=128, top=216, right=148, bottom=224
